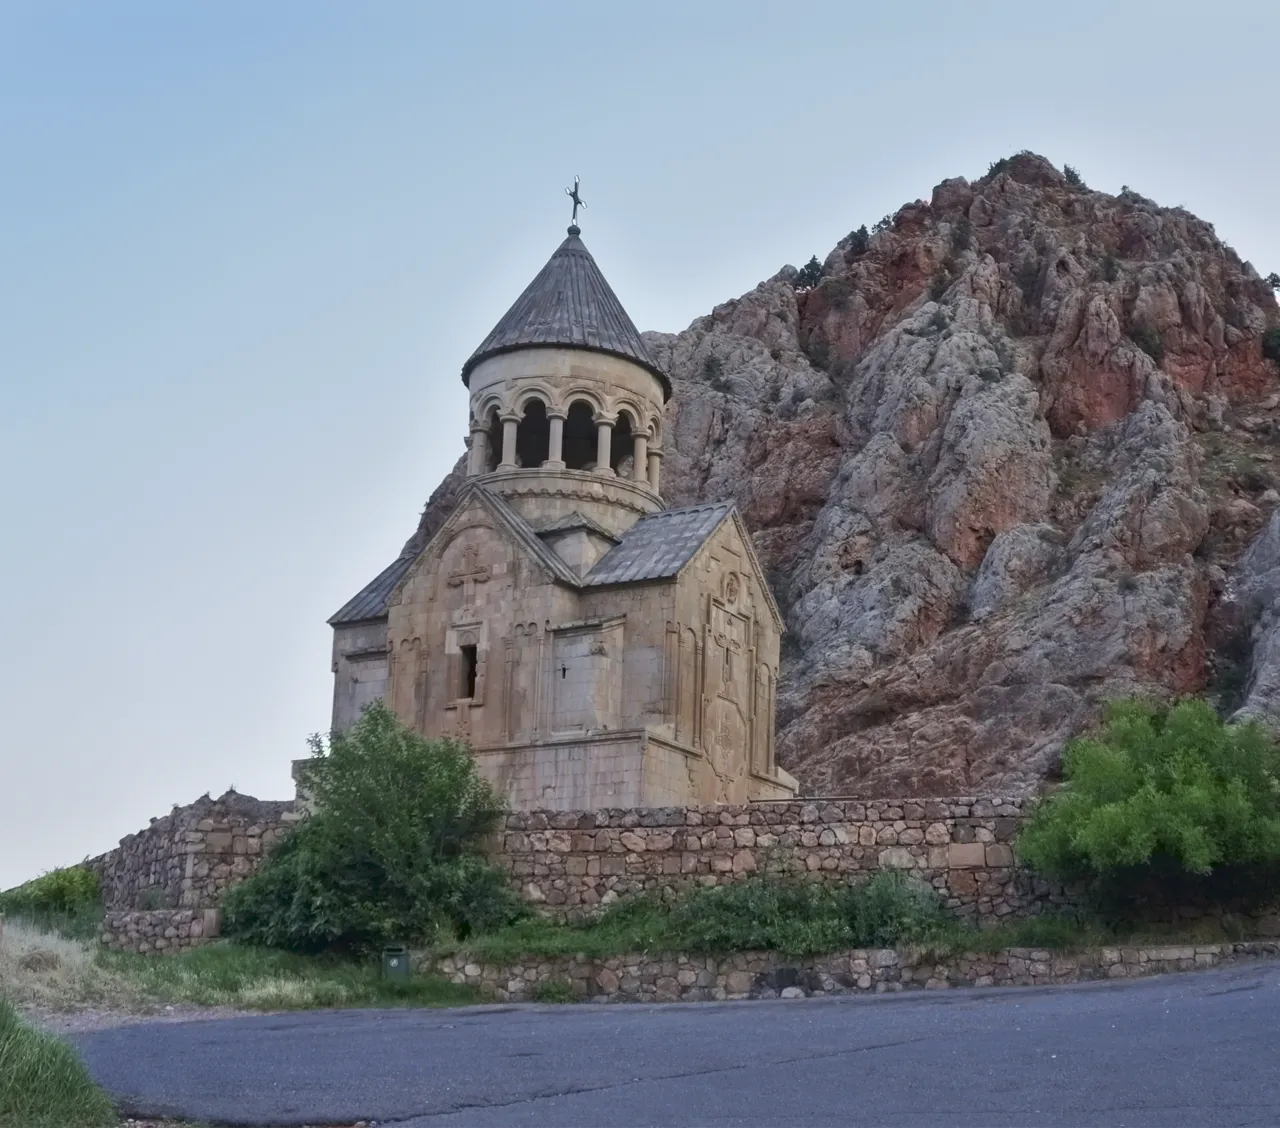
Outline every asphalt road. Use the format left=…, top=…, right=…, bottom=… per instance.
left=76, top=963, right=1280, bottom=1127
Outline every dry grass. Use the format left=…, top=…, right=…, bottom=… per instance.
left=0, top=919, right=139, bottom=1013
left=1, top=918, right=477, bottom=1018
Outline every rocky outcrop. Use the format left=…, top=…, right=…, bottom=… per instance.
left=409, top=152, right=1280, bottom=796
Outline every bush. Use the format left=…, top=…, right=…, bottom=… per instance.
left=1017, top=699, right=1280, bottom=917
left=847, top=225, right=870, bottom=256
left=461, top=872, right=957, bottom=959
left=794, top=256, right=823, bottom=289
left=1129, top=323, right=1165, bottom=365
left=1265, top=272, right=1280, bottom=291
left=1264, top=327, right=1280, bottom=366
left=1014, top=257, right=1041, bottom=304
left=951, top=216, right=972, bottom=253
left=0, top=997, right=117, bottom=1127
left=223, top=702, right=520, bottom=953
left=0, top=867, right=101, bottom=940
left=1063, top=164, right=1085, bottom=188
left=0, top=867, right=99, bottom=917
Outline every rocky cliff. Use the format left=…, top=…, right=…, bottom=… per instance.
left=413, top=152, right=1280, bottom=798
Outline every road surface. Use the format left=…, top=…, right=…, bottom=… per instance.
left=75, top=962, right=1280, bottom=1126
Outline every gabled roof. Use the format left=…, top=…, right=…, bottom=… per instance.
left=460, top=228, right=671, bottom=400
left=479, top=488, right=584, bottom=588
left=534, top=512, right=620, bottom=543
left=328, top=554, right=416, bottom=625
left=583, top=502, right=734, bottom=586
left=328, top=492, right=780, bottom=629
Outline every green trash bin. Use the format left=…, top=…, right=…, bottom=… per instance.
left=382, top=945, right=410, bottom=983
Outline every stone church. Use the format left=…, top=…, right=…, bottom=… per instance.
left=326, top=221, right=798, bottom=809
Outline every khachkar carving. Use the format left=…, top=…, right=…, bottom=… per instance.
left=448, top=545, right=491, bottom=606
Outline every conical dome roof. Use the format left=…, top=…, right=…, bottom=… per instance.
left=461, top=227, right=671, bottom=400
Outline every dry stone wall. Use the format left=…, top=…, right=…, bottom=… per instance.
left=437, top=941, right=1280, bottom=1003
left=99, top=909, right=222, bottom=954
left=88, top=791, right=298, bottom=913
left=500, top=797, right=1070, bottom=923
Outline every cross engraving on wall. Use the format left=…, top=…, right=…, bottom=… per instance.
left=448, top=545, right=491, bottom=607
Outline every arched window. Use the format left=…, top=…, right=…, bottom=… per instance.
left=563, top=400, right=596, bottom=470
left=611, top=410, right=635, bottom=476
left=484, top=408, right=502, bottom=472
left=515, top=398, right=550, bottom=468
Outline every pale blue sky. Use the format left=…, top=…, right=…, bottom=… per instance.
left=2, top=0, right=1277, bottom=888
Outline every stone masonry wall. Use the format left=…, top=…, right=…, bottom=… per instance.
left=99, top=909, right=223, bottom=954
left=88, top=791, right=299, bottom=914
left=436, top=941, right=1280, bottom=1003
left=500, top=797, right=1069, bottom=923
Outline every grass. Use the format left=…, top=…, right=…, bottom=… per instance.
left=102, top=942, right=479, bottom=1011
left=445, top=874, right=1076, bottom=963
left=442, top=874, right=1270, bottom=965
left=1, top=916, right=478, bottom=1016
left=0, top=918, right=136, bottom=1013
left=0, top=997, right=116, bottom=1127
left=456, top=904, right=1111, bottom=963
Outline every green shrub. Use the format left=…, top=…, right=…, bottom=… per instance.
left=847, top=225, right=870, bottom=256
left=1263, top=327, right=1280, bottom=365
left=1014, top=257, right=1041, bottom=304
left=461, top=872, right=957, bottom=959
left=1017, top=698, right=1280, bottom=916
left=0, top=867, right=102, bottom=940
left=847, top=871, right=954, bottom=948
left=872, top=213, right=894, bottom=235
left=1265, top=272, right=1280, bottom=291
left=795, top=256, right=823, bottom=289
left=818, top=276, right=853, bottom=310
left=1129, top=323, right=1165, bottom=365
left=1063, top=165, right=1085, bottom=188
left=223, top=701, right=520, bottom=953
left=0, top=997, right=116, bottom=1127
left=951, top=216, right=972, bottom=253
left=0, top=867, right=99, bottom=917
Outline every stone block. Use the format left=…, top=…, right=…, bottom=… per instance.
left=948, top=843, right=987, bottom=868
left=878, top=847, right=917, bottom=870
left=984, top=844, right=1015, bottom=868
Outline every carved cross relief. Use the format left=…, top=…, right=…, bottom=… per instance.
left=448, top=544, right=491, bottom=607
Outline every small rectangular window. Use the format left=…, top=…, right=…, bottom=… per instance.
left=460, top=644, right=478, bottom=699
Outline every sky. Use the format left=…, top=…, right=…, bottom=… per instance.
left=2, top=0, right=1278, bottom=889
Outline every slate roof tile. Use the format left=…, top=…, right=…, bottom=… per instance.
left=584, top=502, right=733, bottom=586
left=460, top=229, right=671, bottom=399
left=328, top=554, right=416, bottom=625
left=329, top=493, right=735, bottom=625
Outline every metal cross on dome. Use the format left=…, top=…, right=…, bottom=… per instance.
left=565, top=176, right=586, bottom=226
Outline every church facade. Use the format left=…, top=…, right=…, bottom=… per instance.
left=327, top=223, right=798, bottom=809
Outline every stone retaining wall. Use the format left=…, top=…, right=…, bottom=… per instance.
left=499, top=797, right=1070, bottom=922
left=99, top=908, right=223, bottom=954
left=437, top=941, right=1280, bottom=1003
left=87, top=791, right=299, bottom=914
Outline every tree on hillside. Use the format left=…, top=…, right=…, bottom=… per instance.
left=795, top=256, right=823, bottom=289
left=223, top=702, right=520, bottom=953
left=1017, top=698, right=1280, bottom=917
